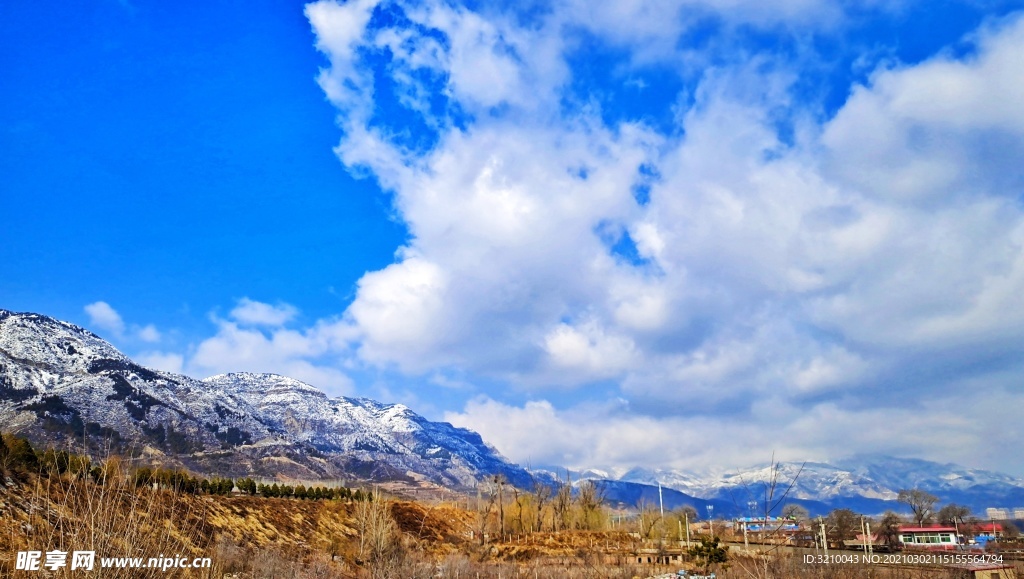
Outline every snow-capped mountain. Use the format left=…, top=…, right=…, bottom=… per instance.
left=593, top=457, right=1024, bottom=516
left=0, top=309, right=530, bottom=488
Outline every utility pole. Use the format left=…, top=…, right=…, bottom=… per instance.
left=659, top=483, right=665, bottom=520
left=819, top=516, right=828, bottom=556
left=685, top=512, right=691, bottom=548
left=862, top=517, right=867, bottom=553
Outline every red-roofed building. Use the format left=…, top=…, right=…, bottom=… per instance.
left=898, top=525, right=960, bottom=549
left=968, top=522, right=1004, bottom=539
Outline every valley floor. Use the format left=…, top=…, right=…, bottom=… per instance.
left=2, top=472, right=1021, bottom=578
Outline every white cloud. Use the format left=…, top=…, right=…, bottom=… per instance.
left=84, top=301, right=126, bottom=336
left=84, top=302, right=165, bottom=344
left=186, top=323, right=355, bottom=395
left=345, top=256, right=449, bottom=371
left=137, top=324, right=161, bottom=343
left=184, top=300, right=356, bottom=395
left=543, top=320, right=638, bottom=381
left=447, top=387, right=1024, bottom=474
left=136, top=351, right=184, bottom=374
left=230, top=297, right=299, bottom=327
left=296, top=4, right=1024, bottom=473
left=823, top=15, right=1024, bottom=202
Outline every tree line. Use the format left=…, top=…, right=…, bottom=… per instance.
left=0, top=432, right=370, bottom=502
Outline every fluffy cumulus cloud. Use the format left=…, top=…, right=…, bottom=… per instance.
left=84, top=302, right=164, bottom=344
left=298, top=2, right=1024, bottom=472
left=183, top=299, right=356, bottom=395
left=101, top=298, right=356, bottom=396
left=84, top=301, right=126, bottom=336
left=229, top=298, right=300, bottom=327
left=445, top=389, right=1024, bottom=474
left=136, top=351, right=184, bottom=374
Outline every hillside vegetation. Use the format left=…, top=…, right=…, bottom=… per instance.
left=4, top=435, right=1022, bottom=578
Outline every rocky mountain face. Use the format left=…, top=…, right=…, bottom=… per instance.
left=0, top=309, right=531, bottom=489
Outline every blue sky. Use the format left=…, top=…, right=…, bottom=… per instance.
left=4, top=0, right=1024, bottom=475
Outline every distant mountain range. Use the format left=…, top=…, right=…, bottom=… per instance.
left=3, top=307, right=1024, bottom=517
left=0, top=309, right=531, bottom=488
left=538, top=457, right=1024, bottom=517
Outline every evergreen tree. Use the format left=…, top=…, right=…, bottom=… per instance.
left=133, top=467, right=154, bottom=488
left=688, top=535, right=728, bottom=574
left=5, top=436, right=38, bottom=471
left=237, top=478, right=256, bottom=495
left=41, top=449, right=73, bottom=474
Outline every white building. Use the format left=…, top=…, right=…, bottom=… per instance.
left=986, top=508, right=1010, bottom=520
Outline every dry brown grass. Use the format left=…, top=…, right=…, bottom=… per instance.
left=4, top=473, right=1020, bottom=579
left=0, top=468, right=361, bottom=578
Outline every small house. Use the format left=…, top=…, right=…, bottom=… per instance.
left=898, top=525, right=959, bottom=549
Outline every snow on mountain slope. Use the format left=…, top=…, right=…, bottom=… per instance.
left=604, top=456, right=1024, bottom=516
left=0, top=310, right=270, bottom=451
left=832, top=455, right=1024, bottom=493
left=0, top=309, right=529, bottom=488
left=202, top=372, right=532, bottom=487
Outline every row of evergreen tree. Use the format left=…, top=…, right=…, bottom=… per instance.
left=256, top=482, right=369, bottom=501
left=130, top=466, right=238, bottom=495
left=1, top=432, right=369, bottom=502
left=1, top=433, right=93, bottom=477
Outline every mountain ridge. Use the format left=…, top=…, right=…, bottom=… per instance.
left=0, top=308, right=532, bottom=489
left=566, top=457, right=1024, bottom=517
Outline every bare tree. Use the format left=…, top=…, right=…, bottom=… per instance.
left=782, top=504, right=809, bottom=522
left=1002, top=520, right=1021, bottom=539
left=823, top=508, right=861, bottom=544
left=664, top=506, right=698, bottom=544
left=733, top=454, right=806, bottom=546
left=937, top=503, right=971, bottom=527
left=553, top=471, right=573, bottom=532
left=729, top=456, right=806, bottom=579
left=492, top=474, right=507, bottom=537
left=353, top=487, right=397, bottom=568
left=897, top=488, right=939, bottom=526
left=876, top=511, right=903, bottom=550
left=510, top=486, right=525, bottom=533
left=636, top=498, right=661, bottom=539
left=575, top=479, right=605, bottom=531
left=532, top=480, right=551, bottom=532
left=474, top=482, right=496, bottom=545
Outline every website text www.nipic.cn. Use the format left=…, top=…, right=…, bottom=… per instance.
left=15, top=550, right=212, bottom=572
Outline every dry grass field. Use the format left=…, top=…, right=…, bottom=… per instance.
left=2, top=467, right=1022, bottom=578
